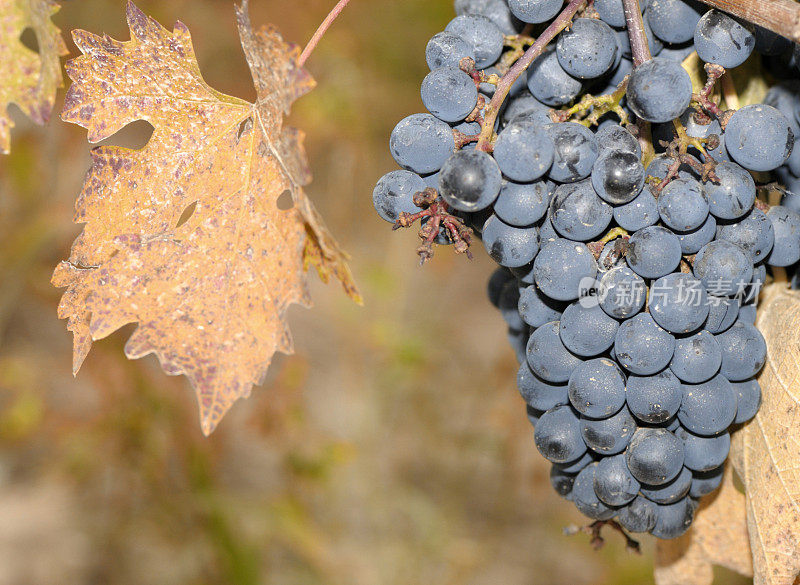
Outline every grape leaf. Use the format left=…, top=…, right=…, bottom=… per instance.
left=0, top=0, right=67, bottom=153
left=53, top=1, right=360, bottom=435
left=655, top=283, right=800, bottom=585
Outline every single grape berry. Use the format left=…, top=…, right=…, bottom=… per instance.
left=649, top=273, right=709, bottom=334
left=594, top=453, right=641, bottom=506
left=526, top=321, right=584, bottom=383
left=421, top=67, right=479, bottom=123
left=493, top=120, right=555, bottom=182
left=572, top=463, right=619, bottom=520
left=518, top=362, right=569, bottom=411
left=445, top=14, right=505, bottom=69
left=560, top=303, right=619, bottom=357
left=678, top=374, right=738, bottom=436
left=372, top=170, right=425, bottom=223
left=568, top=358, right=626, bottom=418
left=626, top=57, right=693, bottom=123
left=640, top=466, right=692, bottom=504
left=527, top=48, right=583, bottom=107
left=533, top=404, right=587, bottom=464
left=694, top=10, right=755, bottom=69
left=545, top=122, right=599, bottom=183
left=425, top=31, right=475, bottom=70
left=581, top=406, right=637, bottom=455
left=390, top=114, right=455, bottom=175
left=657, top=178, right=709, bottom=232
left=670, top=330, right=722, bottom=384
left=626, top=428, right=685, bottom=486
left=614, top=313, right=676, bottom=375
left=494, top=180, right=552, bottom=227
left=592, top=150, right=645, bottom=205
left=439, top=150, right=502, bottom=212
left=508, top=0, right=563, bottom=24
left=549, top=179, right=613, bottom=241
left=647, top=0, right=704, bottom=44
left=724, top=104, right=794, bottom=172
left=626, top=226, right=682, bottom=280
left=556, top=18, right=618, bottom=80
left=533, top=238, right=598, bottom=301
left=626, top=369, right=682, bottom=424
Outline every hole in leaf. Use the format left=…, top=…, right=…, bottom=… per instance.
left=237, top=117, right=253, bottom=142
left=176, top=201, right=197, bottom=228
left=19, top=28, right=39, bottom=54
left=97, top=120, right=155, bottom=150
left=277, top=190, right=293, bottom=210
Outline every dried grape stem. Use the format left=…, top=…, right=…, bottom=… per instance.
left=694, top=0, right=800, bottom=43
left=475, top=0, right=587, bottom=152
left=622, top=0, right=652, bottom=67
left=299, top=0, right=353, bottom=66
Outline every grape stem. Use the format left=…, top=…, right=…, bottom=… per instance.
left=298, top=0, right=353, bottom=66
left=621, top=0, right=656, bottom=165
left=621, top=0, right=652, bottom=67
left=693, top=0, right=800, bottom=43
left=475, top=0, right=588, bottom=153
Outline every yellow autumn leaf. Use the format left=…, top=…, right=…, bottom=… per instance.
left=53, top=1, right=360, bottom=435
left=0, top=0, right=67, bottom=154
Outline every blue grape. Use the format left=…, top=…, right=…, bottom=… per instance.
left=659, top=40, right=698, bottom=63
left=626, top=226, right=683, bottom=279
left=556, top=18, right=618, bottom=80
left=534, top=404, right=587, bottom=464
left=613, top=188, right=660, bottom=232
left=455, top=0, right=519, bottom=35
left=482, top=215, right=540, bottom=268
left=501, top=93, right=551, bottom=126
left=658, top=178, right=709, bottom=232
left=689, top=466, right=724, bottom=498
left=615, top=313, right=676, bottom=375
left=550, top=179, right=613, bottom=241
left=499, top=280, right=525, bottom=331
left=556, top=451, right=596, bottom=474
left=445, top=14, right=505, bottom=68
left=764, top=82, right=800, bottom=176
left=594, top=453, right=641, bottom=506
left=568, top=358, right=626, bottom=417
left=677, top=215, right=717, bottom=254
left=439, top=149, right=502, bottom=211
left=518, top=362, right=569, bottom=411
left=533, top=239, right=598, bottom=301
left=649, top=273, right=709, bottom=334
left=560, top=303, right=620, bottom=357
left=704, top=161, right=756, bottom=220
left=421, top=67, right=478, bottom=123
left=626, top=369, right=682, bottom=424
left=581, top=406, right=637, bottom=455
left=526, top=321, right=584, bottom=383
left=651, top=497, right=695, bottom=539
left=678, top=374, right=738, bottom=435
left=493, top=120, right=555, bottom=182
left=545, top=122, right=599, bottom=182
left=693, top=240, right=753, bottom=296
left=425, top=31, right=475, bottom=70
left=487, top=267, right=514, bottom=308
left=538, top=213, right=559, bottom=246
left=619, top=496, right=658, bottom=533
left=694, top=10, right=755, bottom=69
left=527, top=48, right=583, bottom=107
left=640, top=466, right=692, bottom=504
left=626, top=57, right=693, bottom=123
left=615, top=16, right=664, bottom=59
left=647, top=0, right=704, bottom=44
left=646, top=153, right=700, bottom=182
left=494, top=180, right=552, bottom=227
left=676, top=427, right=731, bottom=472
left=598, top=266, right=647, bottom=320
left=390, top=114, right=455, bottom=174
left=626, top=428, right=685, bottom=485
left=518, top=284, right=563, bottom=328
left=704, top=295, right=740, bottom=334
left=372, top=170, right=425, bottom=223
left=573, top=463, right=620, bottom=520
left=508, top=0, right=563, bottom=24
left=716, top=321, right=767, bottom=381
left=592, top=151, right=646, bottom=205
left=753, top=25, right=792, bottom=56
left=724, top=104, right=794, bottom=172
left=717, top=208, right=775, bottom=263
left=594, top=0, right=650, bottom=28
left=737, top=302, right=757, bottom=324
left=595, top=123, right=642, bottom=158
left=766, top=205, right=800, bottom=266
left=550, top=466, right=577, bottom=499
left=527, top=405, right=543, bottom=427
left=670, top=330, right=722, bottom=384
left=732, top=378, right=762, bottom=424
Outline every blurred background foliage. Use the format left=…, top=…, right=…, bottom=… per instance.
left=0, top=1, right=752, bottom=584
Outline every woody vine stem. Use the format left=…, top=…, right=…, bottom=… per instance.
left=298, top=0, right=352, bottom=66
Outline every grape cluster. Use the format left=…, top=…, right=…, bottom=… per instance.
left=372, top=0, right=800, bottom=540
